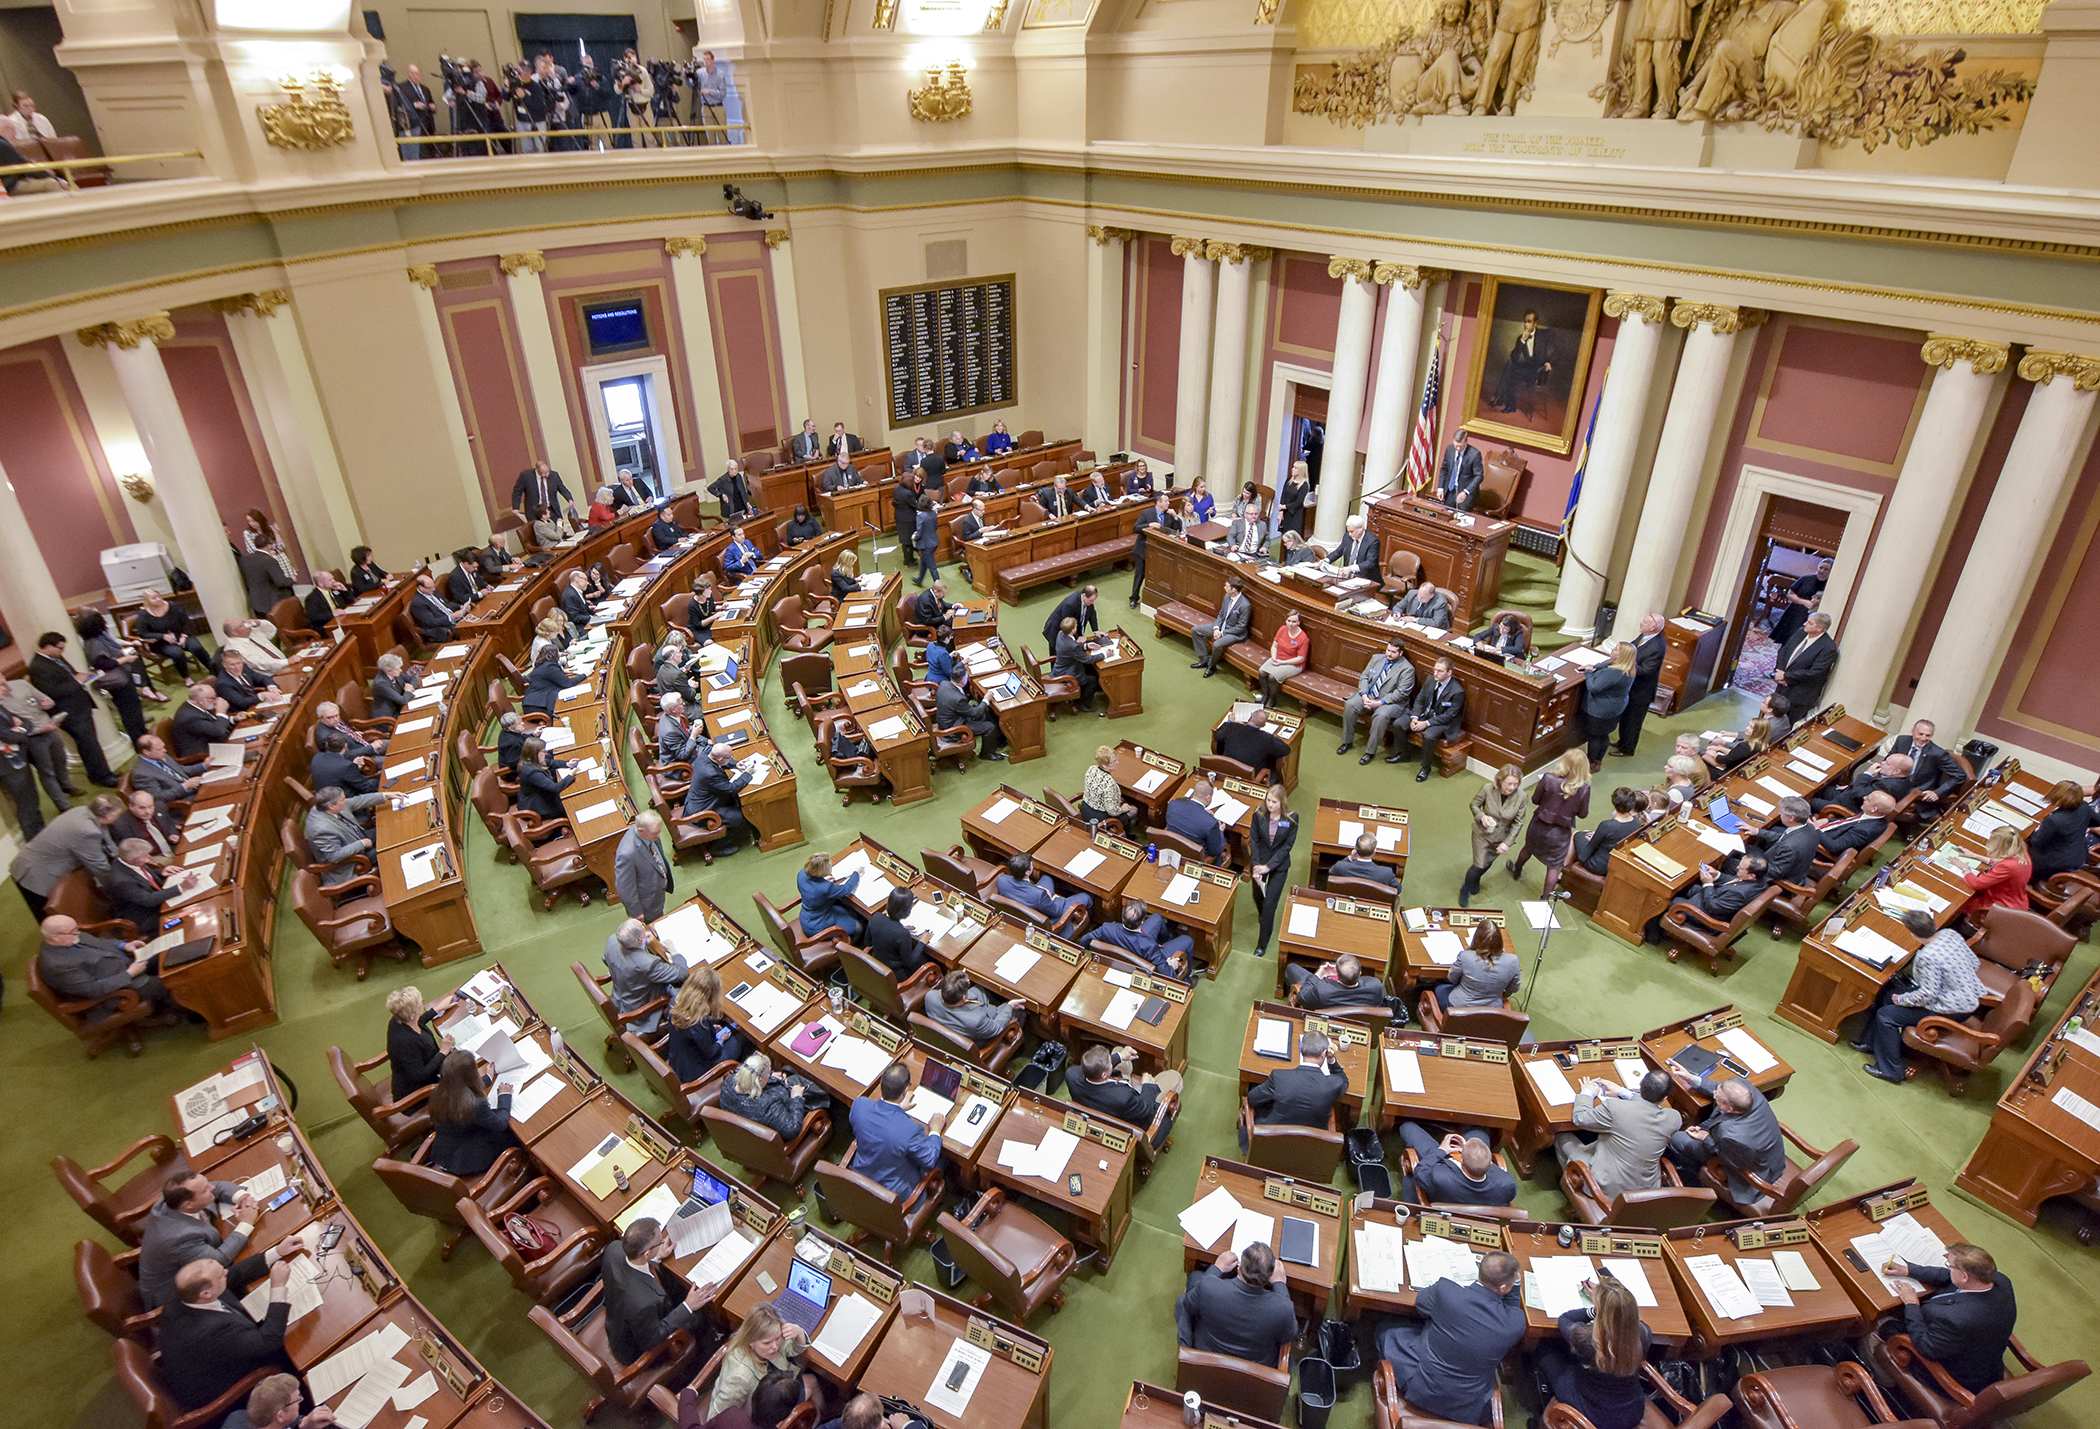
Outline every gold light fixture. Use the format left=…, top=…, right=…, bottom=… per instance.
left=907, top=61, right=973, bottom=122
left=258, top=70, right=356, bottom=150
left=118, top=473, right=155, bottom=503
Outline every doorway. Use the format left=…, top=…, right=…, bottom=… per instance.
left=513, top=13, right=639, bottom=85
left=1721, top=495, right=1849, bottom=697
left=580, top=355, right=685, bottom=497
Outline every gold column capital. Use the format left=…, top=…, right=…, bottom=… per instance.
left=1207, top=241, right=1269, bottom=264
left=499, top=252, right=546, bottom=277
left=1919, top=335, right=2008, bottom=375
left=1670, top=301, right=1760, bottom=335
left=1328, top=256, right=1373, bottom=283
left=665, top=237, right=709, bottom=259
left=1603, top=291, right=1668, bottom=324
left=209, top=290, right=290, bottom=319
left=1372, top=263, right=1448, bottom=289
left=77, top=314, right=176, bottom=349
left=1170, top=235, right=1210, bottom=259
left=1087, top=225, right=1134, bottom=246
left=764, top=229, right=791, bottom=249
left=2014, top=350, right=2100, bottom=390
left=407, top=265, right=440, bottom=289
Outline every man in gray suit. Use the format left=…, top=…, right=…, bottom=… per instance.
left=923, top=969, right=1017, bottom=1047
left=605, top=918, right=686, bottom=1036
left=1189, top=576, right=1252, bottom=678
left=1339, top=640, right=1417, bottom=761
left=303, top=786, right=384, bottom=885
left=1555, top=1069, right=1682, bottom=1204
left=140, top=1172, right=305, bottom=1308
left=1667, top=1074, right=1787, bottom=1210
left=614, top=812, right=673, bottom=921
left=1221, top=500, right=1269, bottom=559
left=11, top=793, right=123, bottom=920
left=130, top=734, right=205, bottom=811
left=37, top=913, right=178, bottom=1021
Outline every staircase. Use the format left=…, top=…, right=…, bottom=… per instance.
left=1495, top=551, right=1582, bottom=653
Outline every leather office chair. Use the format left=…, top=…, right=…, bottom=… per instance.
left=269, top=594, right=308, bottom=636
left=1016, top=643, right=1084, bottom=721
left=27, top=955, right=165, bottom=1057
left=1544, top=1366, right=1730, bottom=1428
left=896, top=590, right=938, bottom=650
left=1381, top=549, right=1427, bottom=596
left=987, top=888, right=1088, bottom=939
left=1238, top=1100, right=1346, bottom=1181
left=793, top=567, right=838, bottom=621
left=499, top=811, right=597, bottom=910
left=328, top=1045, right=435, bottom=1152
left=1764, top=849, right=1860, bottom=939
left=1180, top=1346, right=1293, bottom=1423
left=750, top=889, right=848, bottom=977
left=1900, top=975, right=2039, bottom=1095
left=1661, top=883, right=1781, bottom=976
left=1152, top=826, right=1224, bottom=871
left=53, top=1135, right=189, bottom=1247
left=1327, top=873, right=1401, bottom=906
left=469, top=767, right=519, bottom=853
left=1557, top=857, right=1606, bottom=915
left=779, top=650, right=833, bottom=699
left=1416, top=999, right=1530, bottom=1049
left=910, top=692, right=978, bottom=774
left=529, top=1277, right=705, bottom=1424
left=1018, top=428, right=1045, bottom=448
left=1735, top=1362, right=1937, bottom=1429
left=699, top=1103, right=830, bottom=1196
left=649, top=781, right=730, bottom=866
left=290, top=867, right=403, bottom=979
left=820, top=718, right=887, bottom=807
left=45, top=867, right=132, bottom=935
left=2033, top=868, right=2100, bottom=938
left=935, top=1188, right=1076, bottom=1321
left=743, top=450, right=776, bottom=474
left=1560, top=1160, right=1715, bottom=1228
left=76, top=1240, right=156, bottom=1341
left=1966, top=906, right=2074, bottom=1005
left=1197, top=753, right=1271, bottom=788
left=922, top=844, right=1000, bottom=898
left=1044, top=784, right=1128, bottom=838
left=1867, top=1331, right=2089, bottom=1429
left=909, top=1008, right=1024, bottom=1073
left=283, top=812, right=371, bottom=886
left=570, top=960, right=666, bottom=1072
left=1373, top=1359, right=1505, bottom=1429
left=151, top=716, right=209, bottom=767
left=770, top=594, right=834, bottom=654
left=622, top=1031, right=735, bottom=1131
left=891, top=646, right=937, bottom=704
left=113, top=1338, right=276, bottom=1429
left=839, top=943, right=941, bottom=1024
left=371, top=1140, right=531, bottom=1259
left=1700, top=1120, right=1857, bottom=1217
left=1475, top=449, right=1527, bottom=519
left=813, top=1150, right=944, bottom=1264
left=457, top=1176, right=608, bottom=1304
left=1018, top=496, right=1048, bottom=526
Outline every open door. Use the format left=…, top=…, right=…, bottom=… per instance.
left=1721, top=495, right=1848, bottom=697
left=580, top=354, right=685, bottom=499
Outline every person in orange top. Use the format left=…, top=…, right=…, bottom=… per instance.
left=1961, top=824, right=2032, bottom=920
left=587, top=485, right=619, bottom=529
left=1255, top=610, right=1310, bottom=708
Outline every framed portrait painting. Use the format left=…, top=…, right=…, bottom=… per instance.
left=1461, top=277, right=1602, bottom=456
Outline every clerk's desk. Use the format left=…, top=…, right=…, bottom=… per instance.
left=965, top=494, right=1152, bottom=603
left=930, top=451, right=1118, bottom=562
left=1956, top=965, right=2100, bottom=1224
left=1365, top=493, right=1514, bottom=629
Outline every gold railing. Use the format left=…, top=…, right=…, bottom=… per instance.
left=393, top=122, right=751, bottom=152
left=0, top=150, right=204, bottom=184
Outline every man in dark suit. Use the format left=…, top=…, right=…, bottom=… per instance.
left=1087, top=899, right=1192, bottom=979
left=849, top=1063, right=945, bottom=1201
left=37, top=911, right=176, bottom=1018
left=1665, top=1072, right=1786, bottom=1211
left=131, top=735, right=203, bottom=810
left=1329, top=833, right=1400, bottom=888
left=911, top=579, right=955, bottom=631
left=557, top=570, right=596, bottom=632
left=1397, top=657, right=1465, bottom=781
left=789, top=419, right=823, bottom=462
left=1330, top=515, right=1381, bottom=581
left=1615, top=612, right=1667, bottom=756
left=1821, top=753, right=1913, bottom=814
left=648, top=509, right=686, bottom=552
left=600, top=1218, right=712, bottom=1367
left=235, top=549, right=294, bottom=618
left=314, top=703, right=384, bottom=760
left=1130, top=493, right=1181, bottom=608
left=680, top=742, right=752, bottom=853
left=1377, top=1251, right=1526, bottom=1425
left=1176, top=1243, right=1296, bottom=1365
left=1075, top=468, right=1114, bottom=508
left=1893, top=1243, right=2017, bottom=1393
left=212, top=650, right=275, bottom=714
left=1774, top=612, right=1838, bottom=715
left=898, top=437, right=934, bottom=476
left=1491, top=309, right=1553, bottom=412
left=1888, top=719, right=1962, bottom=805
left=28, top=631, right=117, bottom=785
left=706, top=460, right=752, bottom=518
left=820, top=454, right=863, bottom=493
left=1739, top=796, right=1820, bottom=885
left=1246, top=1030, right=1347, bottom=1129
left=156, top=1256, right=294, bottom=1410
left=444, top=553, right=486, bottom=607
left=1065, top=1044, right=1180, bottom=1147
left=409, top=573, right=460, bottom=643
left=1190, top=577, right=1251, bottom=677
left=613, top=813, right=673, bottom=921
left=1649, top=855, right=1768, bottom=943
left=828, top=422, right=863, bottom=457
left=510, top=460, right=576, bottom=524
left=170, top=682, right=238, bottom=760
left=1041, top=475, right=1080, bottom=520
left=1399, top=1123, right=1517, bottom=1206
left=1284, top=953, right=1387, bottom=1010
left=101, top=837, right=185, bottom=931
left=1814, top=792, right=1893, bottom=855
left=1162, top=780, right=1226, bottom=862
left=1042, top=585, right=1099, bottom=648
left=301, top=570, right=350, bottom=631
left=311, top=729, right=377, bottom=797
left=610, top=469, right=656, bottom=511
left=1433, top=428, right=1484, bottom=510
left=954, top=498, right=989, bottom=547
left=115, top=789, right=178, bottom=858
left=1213, top=705, right=1290, bottom=781
left=935, top=670, right=1007, bottom=761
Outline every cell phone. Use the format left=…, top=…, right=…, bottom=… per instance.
left=1067, top=1173, right=1083, bottom=1196
left=1843, top=1248, right=1870, bottom=1272
left=967, top=1103, right=989, bottom=1126
left=318, top=1223, right=345, bottom=1251
left=1720, top=1056, right=1751, bottom=1078
left=946, top=1360, right=971, bottom=1390
left=262, top=1185, right=299, bottom=1213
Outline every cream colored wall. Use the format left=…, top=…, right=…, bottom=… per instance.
left=363, top=0, right=687, bottom=71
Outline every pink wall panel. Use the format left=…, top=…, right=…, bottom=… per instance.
left=1274, top=257, right=1342, bottom=355
left=1979, top=433, right=2100, bottom=762
left=701, top=243, right=789, bottom=457
left=1756, top=325, right=1920, bottom=466
left=544, top=240, right=706, bottom=486
left=442, top=302, right=540, bottom=518
left=0, top=339, right=135, bottom=600
left=161, top=311, right=300, bottom=570
left=1131, top=237, right=1183, bottom=462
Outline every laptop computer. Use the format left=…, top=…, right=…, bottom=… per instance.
left=1707, top=796, right=1742, bottom=836
left=771, top=1258, right=833, bottom=1336
left=919, top=1059, right=963, bottom=1102
left=1824, top=731, right=1864, bottom=752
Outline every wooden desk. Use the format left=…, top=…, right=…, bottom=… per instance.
left=1239, top=1002, right=1372, bottom=1122
left=275, top=1208, right=400, bottom=1366
left=1805, top=1179, right=1975, bottom=1320
left=720, top=1226, right=901, bottom=1386
left=815, top=479, right=892, bottom=543
left=1109, top=741, right=1188, bottom=827
left=981, top=1087, right=1136, bottom=1266
left=559, top=764, right=637, bottom=893
left=735, top=736, right=804, bottom=851
left=769, top=1006, right=907, bottom=1104
left=1032, top=824, right=1143, bottom=920
left=959, top=787, right=1061, bottom=862
left=1377, top=1028, right=1523, bottom=1143
left=984, top=667, right=1050, bottom=764
left=531, top=1090, right=676, bottom=1224
left=1095, top=626, right=1147, bottom=719
left=1642, top=1006, right=1793, bottom=1118
left=1122, top=1382, right=1285, bottom=1429
left=1507, top=1037, right=1648, bottom=1176
left=1661, top=1222, right=1861, bottom=1357
left=898, top=881, right=996, bottom=968
left=1276, top=886, right=1398, bottom=994
left=1311, top=797, right=1411, bottom=886
left=1213, top=700, right=1303, bottom=791
left=1499, top=1218, right=1695, bottom=1348
left=1182, top=1155, right=1343, bottom=1320
left=1594, top=821, right=1708, bottom=947
left=378, top=831, right=479, bottom=968
left=1340, top=1200, right=1508, bottom=1321
left=858, top=1287, right=1051, bottom=1429
left=889, top=1046, right=1016, bottom=1177
left=720, top=960, right=824, bottom=1050
left=1394, top=907, right=1502, bottom=993
left=159, top=898, right=275, bottom=1041
left=1656, top=612, right=1726, bottom=715
left=1057, top=954, right=1190, bottom=1075
left=860, top=703, right=934, bottom=808
left=1955, top=974, right=2100, bottom=1224
left=1366, top=495, right=1513, bottom=626
left=1121, top=856, right=1240, bottom=976
left=832, top=638, right=884, bottom=677
left=958, top=920, right=1085, bottom=1017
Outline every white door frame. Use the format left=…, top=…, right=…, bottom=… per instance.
left=1700, top=463, right=1883, bottom=639
left=580, top=354, right=685, bottom=494
left=1264, top=361, right=1332, bottom=499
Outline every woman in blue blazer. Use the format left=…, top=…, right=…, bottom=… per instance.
left=796, top=851, right=865, bottom=941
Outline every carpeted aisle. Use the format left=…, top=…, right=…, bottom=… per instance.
left=9, top=557, right=2098, bottom=1429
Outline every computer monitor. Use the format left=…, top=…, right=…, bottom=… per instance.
left=785, top=1259, right=832, bottom=1305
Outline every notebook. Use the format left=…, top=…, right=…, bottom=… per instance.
left=1671, top=1044, right=1722, bottom=1080
left=1277, top=1217, right=1319, bottom=1267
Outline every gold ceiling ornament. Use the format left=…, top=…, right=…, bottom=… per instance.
left=872, top=0, right=900, bottom=27
left=498, top=252, right=546, bottom=277
left=763, top=229, right=790, bottom=249
left=1169, top=235, right=1211, bottom=258
left=117, top=473, right=156, bottom=503
left=2015, top=351, right=2100, bottom=391
left=1920, top=334, right=2009, bottom=374
left=1603, top=291, right=1669, bottom=324
left=209, top=290, right=291, bottom=318
left=1086, top=225, right=1135, bottom=245
left=1372, top=262, right=1448, bottom=288
left=407, top=265, right=440, bottom=289
left=1328, top=255, right=1374, bottom=281
left=665, top=237, right=709, bottom=259
left=1843, top=0, right=2047, bottom=35
left=77, top=314, right=176, bottom=349
left=984, top=0, right=1013, bottom=26
left=907, top=62, right=973, bottom=122
left=1255, top=0, right=1286, bottom=21
left=258, top=71, right=356, bottom=150
left=1670, top=300, right=1755, bottom=334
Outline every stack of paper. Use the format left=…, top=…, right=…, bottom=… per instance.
left=654, top=904, right=738, bottom=966
left=1755, top=774, right=1798, bottom=799
left=1230, top=1209, right=1277, bottom=1255
left=1528, top=1255, right=1596, bottom=1317
left=614, top=1183, right=684, bottom=1233
left=1209, top=793, right=1249, bottom=824
left=1374, top=824, right=1405, bottom=851
left=241, top=1251, right=327, bottom=1324
left=996, top=1128, right=1082, bottom=1184
left=693, top=1228, right=758, bottom=1286
left=1336, top=820, right=1365, bottom=846
left=1065, top=847, right=1107, bottom=879
left=907, top=1084, right=954, bottom=1128
left=1162, top=873, right=1201, bottom=906
left=1406, top=1235, right=1479, bottom=1290
left=1684, top=1254, right=1763, bottom=1319
left=902, top=904, right=958, bottom=943
left=1614, top=1057, right=1648, bottom=1090
left=1287, top=903, right=1320, bottom=938
left=1736, top=792, right=1775, bottom=817
left=1354, top=1222, right=1407, bottom=1293
left=1134, top=768, right=1169, bottom=795
left=1178, top=1185, right=1243, bottom=1249
left=1598, top=1258, right=1658, bottom=1306
left=1384, top=1048, right=1426, bottom=1096
left=1737, top=1258, right=1794, bottom=1307
left=982, top=798, right=1019, bottom=824
left=509, top=1073, right=566, bottom=1123
left=731, top=982, right=806, bottom=1035
left=1254, top=1017, right=1292, bottom=1058
left=1716, top=1027, right=1779, bottom=1073
left=819, top=1033, right=893, bottom=1087
left=1421, top=930, right=1464, bottom=966
left=1102, top=988, right=1145, bottom=1030
left=1525, top=1058, right=1578, bottom=1106
left=947, top=1093, right=1000, bottom=1148
left=811, top=1292, right=884, bottom=1365
left=1836, top=925, right=1908, bottom=967
left=867, top=716, right=908, bottom=741
left=1770, top=1249, right=1820, bottom=1291
left=993, top=948, right=1041, bottom=984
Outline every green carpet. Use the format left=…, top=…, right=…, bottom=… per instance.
left=11, top=554, right=2098, bottom=1429
left=1495, top=551, right=1581, bottom=654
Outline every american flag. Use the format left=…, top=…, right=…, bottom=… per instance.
left=1404, top=334, right=1443, bottom=495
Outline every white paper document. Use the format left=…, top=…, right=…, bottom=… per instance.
left=240, top=1252, right=327, bottom=1326
left=1178, top=1185, right=1244, bottom=1249
left=946, top=1094, right=1000, bottom=1149
left=667, top=1197, right=735, bottom=1260
left=1102, top=988, right=1145, bottom=1030
left=983, top=798, right=1018, bottom=824
left=1337, top=820, right=1364, bottom=847
left=400, top=845, right=445, bottom=890
left=1737, top=1257, right=1795, bottom=1308
left=1756, top=774, right=1798, bottom=799
left=391, top=1373, right=439, bottom=1411
left=1836, top=925, right=1908, bottom=968
left=336, top=1357, right=413, bottom=1429
left=1287, top=903, right=1321, bottom=938
left=1384, top=1048, right=1426, bottom=1096
left=509, top=1073, right=565, bottom=1123
left=242, top=1165, right=288, bottom=1200
left=1064, top=847, right=1107, bottom=879
left=819, top=1034, right=893, bottom=1088
left=1599, top=1258, right=1658, bottom=1307
left=867, top=716, right=908, bottom=741
left=1528, top=1255, right=1596, bottom=1317
left=1134, top=769, right=1169, bottom=794
left=1422, top=930, right=1464, bottom=966
left=183, top=842, right=226, bottom=867
left=1354, top=1222, right=1408, bottom=1293
left=1685, top=1254, right=1763, bottom=1319
left=811, top=1291, right=884, bottom=1365
left=1254, top=1017, right=1292, bottom=1059
left=1716, top=1027, right=1779, bottom=1073
left=925, top=1339, right=992, bottom=1417
left=1771, top=1249, right=1823, bottom=1292
left=1615, top=1057, right=1650, bottom=1090
left=1737, top=793, right=1775, bottom=818
left=1162, top=873, right=1201, bottom=906
left=1374, top=824, right=1405, bottom=851
left=993, top=948, right=1042, bottom=984
left=614, top=1183, right=683, bottom=1234
left=1521, top=900, right=1562, bottom=931
left=1525, top=1058, right=1578, bottom=1106
left=654, top=904, right=738, bottom=966
left=1407, top=1235, right=1479, bottom=1290
left=693, top=1228, right=758, bottom=1287
left=1231, top=1209, right=1277, bottom=1255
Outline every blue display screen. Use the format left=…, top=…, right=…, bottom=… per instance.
left=585, top=302, right=648, bottom=354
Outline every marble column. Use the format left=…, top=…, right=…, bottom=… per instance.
left=1314, top=259, right=1378, bottom=545
left=1827, top=337, right=2008, bottom=718
left=1171, top=236, right=1216, bottom=489
left=1614, top=302, right=1753, bottom=629
left=1907, top=351, right=2100, bottom=734
left=764, top=231, right=812, bottom=439
left=406, top=265, right=495, bottom=532
left=62, top=334, right=182, bottom=558
left=1084, top=227, right=1131, bottom=458
left=1202, top=242, right=1267, bottom=493
left=666, top=237, right=732, bottom=484
left=499, top=253, right=589, bottom=492
left=1553, top=292, right=1671, bottom=637
left=1358, top=264, right=1447, bottom=506
left=84, top=315, right=248, bottom=631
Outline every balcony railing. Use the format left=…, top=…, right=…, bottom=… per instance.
left=392, top=122, right=749, bottom=157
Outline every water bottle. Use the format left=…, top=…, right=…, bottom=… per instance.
left=1182, top=1390, right=1202, bottom=1427
left=828, top=986, right=846, bottom=1018
left=1146, top=843, right=1158, bottom=863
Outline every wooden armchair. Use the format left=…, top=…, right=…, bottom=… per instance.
left=291, top=867, right=403, bottom=979
left=1475, top=448, right=1527, bottom=518
left=1867, top=1331, right=2088, bottom=1429
left=1152, top=826, right=1225, bottom=871
left=1198, top=753, right=1271, bottom=787
left=458, top=1174, right=609, bottom=1303
left=571, top=960, right=665, bottom=1072
left=1735, top=1361, right=1933, bottom=1429
left=820, top=717, right=887, bottom=807
left=839, top=943, right=941, bottom=1024
left=1018, top=643, right=1083, bottom=720
left=499, top=811, right=597, bottom=910
left=1544, top=1365, right=1730, bottom=1428
left=1238, top=1101, right=1345, bottom=1181
left=813, top=1148, right=945, bottom=1264
left=1901, top=976, right=2039, bottom=1095
left=750, top=890, right=848, bottom=977
left=282, top=813, right=371, bottom=886
left=2033, top=869, right=2100, bottom=939
left=76, top=1241, right=157, bottom=1342
left=26, top=955, right=165, bottom=1058
left=923, top=844, right=1000, bottom=898
left=328, top=1045, right=435, bottom=1152
left=918, top=700, right=979, bottom=775
left=371, top=1141, right=532, bottom=1259
left=1560, top=1159, right=1715, bottom=1228
left=53, top=1134, right=187, bottom=1246
left=780, top=650, right=834, bottom=701
left=1966, top=906, right=2075, bottom=1006
left=528, top=1277, right=705, bottom=1424
left=622, top=1031, right=735, bottom=1131
left=113, top=1338, right=275, bottom=1429
left=1763, top=849, right=1860, bottom=939
left=1181, top=1346, right=1293, bottom=1424
left=1381, top=548, right=1426, bottom=596
left=987, top=888, right=1088, bottom=939
left=1661, top=883, right=1781, bottom=976
left=469, top=767, right=518, bottom=852
left=1327, top=873, right=1401, bottom=907
left=1417, top=998, right=1530, bottom=1048
left=1373, top=1359, right=1504, bottom=1429
left=935, top=1188, right=1076, bottom=1322
left=896, top=590, right=938, bottom=650
left=770, top=594, right=834, bottom=654
left=909, top=1008, right=1024, bottom=1074
left=699, top=1103, right=831, bottom=1196
left=1700, top=1119, right=1858, bottom=1217
left=649, top=780, right=729, bottom=865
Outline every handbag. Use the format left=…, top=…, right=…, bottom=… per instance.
left=502, top=1211, right=561, bottom=1261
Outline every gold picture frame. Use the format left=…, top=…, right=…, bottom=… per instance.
left=1460, top=276, right=1602, bottom=456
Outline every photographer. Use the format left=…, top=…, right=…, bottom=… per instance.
left=613, top=49, right=653, bottom=149
left=649, top=60, right=682, bottom=145
left=397, top=63, right=437, bottom=158
left=692, top=51, right=729, bottom=143
left=444, top=58, right=505, bottom=156
left=569, top=55, right=610, bottom=146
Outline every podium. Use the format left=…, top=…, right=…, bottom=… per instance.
left=1366, top=494, right=1514, bottom=628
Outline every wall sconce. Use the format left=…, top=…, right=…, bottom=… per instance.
left=907, top=61, right=972, bottom=122
left=258, top=70, right=356, bottom=149
left=118, top=473, right=155, bottom=503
